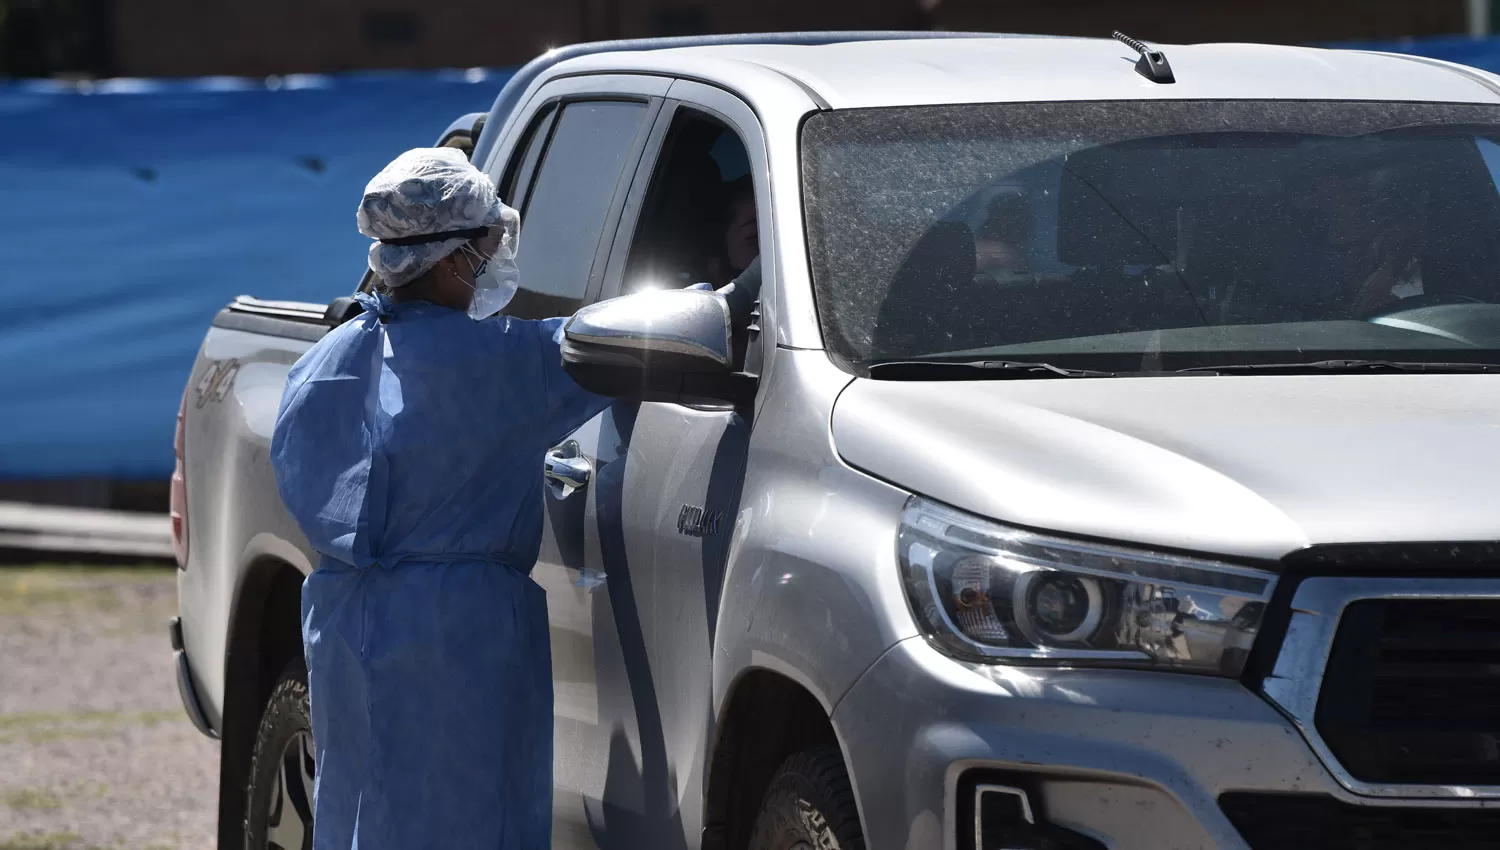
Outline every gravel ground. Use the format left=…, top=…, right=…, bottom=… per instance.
left=0, top=567, right=217, bottom=850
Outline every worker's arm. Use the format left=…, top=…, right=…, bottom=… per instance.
left=536, top=317, right=613, bottom=441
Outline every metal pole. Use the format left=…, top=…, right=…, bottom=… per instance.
left=1469, top=0, right=1491, bottom=38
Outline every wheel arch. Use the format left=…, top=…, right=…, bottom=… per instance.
left=702, top=667, right=862, bottom=850
left=217, top=555, right=307, bottom=850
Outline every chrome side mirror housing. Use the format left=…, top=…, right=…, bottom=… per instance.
left=562, top=289, right=748, bottom=405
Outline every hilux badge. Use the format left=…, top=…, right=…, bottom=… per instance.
left=677, top=505, right=724, bottom=538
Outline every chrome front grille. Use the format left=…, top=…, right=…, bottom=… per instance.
left=1262, top=577, right=1500, bottom=799
left=1317, top=598, right=1500, bottom=786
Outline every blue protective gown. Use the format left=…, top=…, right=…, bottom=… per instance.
left=270, top=292, right=608, bottom=849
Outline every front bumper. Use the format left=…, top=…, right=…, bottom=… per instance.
left=169, top=616, right=219, bottom=740
left=832, top=637, right=1488, bottom=850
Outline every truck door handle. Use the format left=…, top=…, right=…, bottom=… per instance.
left=544, top=447, right=592, bottom=497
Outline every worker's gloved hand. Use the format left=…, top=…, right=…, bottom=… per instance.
left=686, top=256, right=761, bottom=326
left=718, top=255, right=762, bottom=326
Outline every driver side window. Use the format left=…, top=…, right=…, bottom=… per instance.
left=622, top=109, right=758, bottom=296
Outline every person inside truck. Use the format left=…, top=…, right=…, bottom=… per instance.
left=972, top=191, right=1031, bottom=282
left=269, top=146, right=611, bottom=850
left=1281, top=163, right=1427, bottom=319
left=1333, top=169, right=1428, bottom=317
left=705, top=175, right=759, bottom=287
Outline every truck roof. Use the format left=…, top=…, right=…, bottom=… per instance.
left=470, top=32, right=1500, bottom=166
left=557, top=36, right=1500, bottom=109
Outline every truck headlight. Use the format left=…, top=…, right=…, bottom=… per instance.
left=898, top=498, right=1276, bottom=676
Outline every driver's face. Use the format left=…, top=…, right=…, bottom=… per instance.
left=724, top=196, right=758, bottom=273
left=975, top=239, right=1024, bottom=273
left=1322, top=178, right=1372, bottom=246
left=1316, top=172, right=1406, bottom=247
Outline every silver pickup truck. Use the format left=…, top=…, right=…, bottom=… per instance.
left=173, top=31, right=1500, bottom=850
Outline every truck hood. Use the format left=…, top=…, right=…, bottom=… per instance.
left=830, top=374, right=1500, bottom=561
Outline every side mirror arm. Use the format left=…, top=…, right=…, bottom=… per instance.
left=324, top=296, right=365, bottom=327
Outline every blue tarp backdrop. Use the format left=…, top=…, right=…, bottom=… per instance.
left=0, top=68, right=512, bottom=478
left=6, top=35, right=1500, bottom=479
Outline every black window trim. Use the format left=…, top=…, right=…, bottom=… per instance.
left=499, top=102, right=558, bottom=214
left=596, top=97, right=683, bottom=303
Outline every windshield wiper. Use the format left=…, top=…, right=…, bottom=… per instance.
left=867, top=359, right=1118, bottom=380
left=1178, top=359, right=1500, bottom=375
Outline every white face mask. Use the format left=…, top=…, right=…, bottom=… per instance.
left=461, top=245, right=520, bottom=321
left=457, top=206, right=522, bottom=321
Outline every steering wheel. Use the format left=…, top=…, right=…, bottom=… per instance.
left=1362, top=293, right=1484, bottom=320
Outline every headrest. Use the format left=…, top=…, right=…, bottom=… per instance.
left=895, top=221, right=977, bottom=287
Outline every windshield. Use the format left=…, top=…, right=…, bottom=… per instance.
left=801, top=100, right=1500, bottom=374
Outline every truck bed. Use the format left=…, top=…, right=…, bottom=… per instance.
left=212, top=296, right=340, bottom=342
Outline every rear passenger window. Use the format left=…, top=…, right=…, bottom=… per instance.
left=506, top=100, right=649, bottom=319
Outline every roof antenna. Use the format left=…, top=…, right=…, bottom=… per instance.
left=1112, top=31, right=1175, bottom=84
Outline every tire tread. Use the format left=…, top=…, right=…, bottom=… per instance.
left=243, top=660, right=310, bottom=849
left=749, top=746, right=865, bottom=850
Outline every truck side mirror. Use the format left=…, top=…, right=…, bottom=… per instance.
left=561, top=289, right=751, bottom=406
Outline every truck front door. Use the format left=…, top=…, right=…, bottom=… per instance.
left=480, top=74, right=668, bottom=850
left=571, top=83, right=771, bottom=850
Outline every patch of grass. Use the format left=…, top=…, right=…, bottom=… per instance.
left=0, top=564, right=173, bottom=584
left=0, top=829, right=123, bottom=850
left=3, top=788, right=62, bottom=810
left=0, top=710, right=185, bottom=744
left=0, top=575, right=115, bottom=615
left=3, top=563, right=173, bottom=577
left=63, top=780, right=108, bottom=798
left=0, top=581, right=97, bottom=612
left=4, top=710, right=186, bottom=729
left=0, top=832, right=80, bottom=850
left=0, top=566, right=177, bottom=623
left=7, top=728, right=110, bottom=745
left=0, top=711, right=127, bottom=730
left=136, top=710, right=180, bottom=726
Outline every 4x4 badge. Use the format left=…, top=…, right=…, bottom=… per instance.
left=194, top=359, right=240, bottom=409
left=677, top=505, right=724, bottom=538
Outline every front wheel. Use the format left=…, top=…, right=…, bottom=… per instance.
left=244, top=660, right=315, bottom=850
left=749, top=746, right=866, bottom=850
